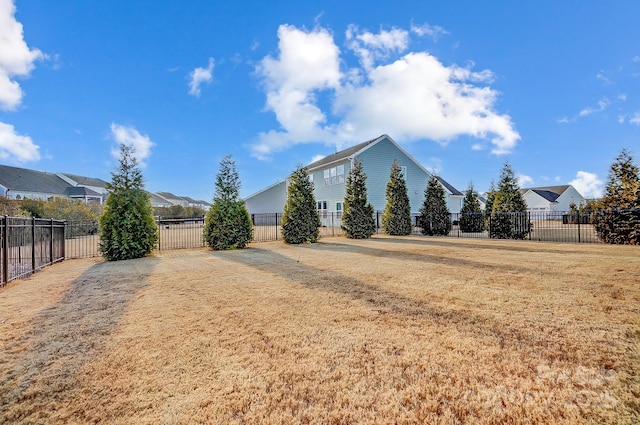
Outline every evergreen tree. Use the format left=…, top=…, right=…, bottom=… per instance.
left=382, top=159, right=412, bottom=235
left=592, top=149, right=640, bottom=244
left=281, top=165, right=320, bottom=244
left=341, top=159, right=376, bottom=239
left=489, top=162, right=531, bottom=239
left=459, top=182, right=484, bottom=232
left=418, top=175, right=451, bottom=236
left=99, top=144, right=158, bottom=261
left=204, top=155, right=253, bottom=250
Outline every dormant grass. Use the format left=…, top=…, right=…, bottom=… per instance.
left=0, top=235, right=638, bottom=424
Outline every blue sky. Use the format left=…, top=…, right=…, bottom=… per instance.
left=1, top=0, right=639, bottom=202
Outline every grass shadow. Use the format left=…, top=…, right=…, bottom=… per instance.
left=0, top=256, right=160, bottom=422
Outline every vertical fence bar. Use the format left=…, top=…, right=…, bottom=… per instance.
left=3, top=216, right=8, bottom=284
left=32, top=217, right=36, bottom=272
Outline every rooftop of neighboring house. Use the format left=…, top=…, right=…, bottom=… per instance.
left=521, top=185, right=572, bottom=203
left=0, top=164, right=70, bottom=194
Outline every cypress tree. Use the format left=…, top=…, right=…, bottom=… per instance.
left=281, top=165, right=321, bottom=244
left=342, top=159, right=376, bottom=239
left=592, top=149, right=640, bottom=244
left=203, top=155, right=253, bottom=250
left=489, top=162, right=531, bottom=239
left=459, top=182, right=484, bottom=232
left=382, top=159, right=412, bottom=235
left=99, top=144, right=158, bottom=261
left=418, top=175, right=451, bottom=236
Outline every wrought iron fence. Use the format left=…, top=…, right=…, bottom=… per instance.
left=1, top=216, right=66, bottom=286
left=17, top=209, right=638, bottom=273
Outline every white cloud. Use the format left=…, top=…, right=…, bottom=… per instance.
left=252, top=25, right=342, bottom=159
left=0, top=121, right=40, bottom=162
left=0, top=0, right=44, bottom=110
left=310, top=154, right=325, bottom=164
left=633, top=56, right=640, bottom=62
left=556, top=117, right=571, bottom=124
left=596, top=70, right=611, bottom=85
left=579, top=97, right=610, bottom=116
left=188, top=57, right=214, bottom=97
left=617, top=93, right=627, bottom=101
left=517, top=174, right=533, bottom=187
left=630, top=112, right=640, bottom=125
left=570, top=171, right=603, bottom=199
left=471, top=143, right=484, bottom=151
left=109, top=123, right=154, bottom=166
left=410, top=22, right=448, bottom=41
left=346, top=25, right=409, bottom=70
left=253, top=24, right=520, bottom=159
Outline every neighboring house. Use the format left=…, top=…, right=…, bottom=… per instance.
left=155, top=192, right=189, bottom=207
left=244, top=134, right=464, bottom=220
left=0, top=165, right=104, bottom=203
left=181, top=196, right=212, bottom=210
left=149, top=192, right=174, bottom=208
left=521, top=185, right=585, bottom=213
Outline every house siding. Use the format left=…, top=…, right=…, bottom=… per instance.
left=356, top=138, right=429, bottom=213
left=244, top=181, right=287, bottom=214
left=313, top=161, right=351, bottom=213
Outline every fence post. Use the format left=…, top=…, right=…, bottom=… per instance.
left=50, top=218, right=54, bottom=264
left=157, top=219, right=161, bottom=251
left=331, top=212, right=334, bottom=236
left=2, top=216, right=8, bottom=284
left=32, top=217, right=36, bottom=272
left=577, top=212, right=581, bottom=243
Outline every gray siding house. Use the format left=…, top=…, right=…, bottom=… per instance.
left=244, top=135, right=463, bottom=219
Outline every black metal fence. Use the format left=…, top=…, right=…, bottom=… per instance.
left=1, top=216, right=66, bottom=286
left=8, top=210, right=634, bottom=282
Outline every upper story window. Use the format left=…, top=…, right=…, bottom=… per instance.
left=323, top=164, right=345, bottom=186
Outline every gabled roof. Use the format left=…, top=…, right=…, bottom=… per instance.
left=306, top=136, right=381, bottom=170
left=59, top=173, right=108, bottom=188
left=0, top=165, right=70, bottom=194
left=66, top=186, right=102, bottom=197
left=307, top=134, right=462, bottom=196
left=521, top=185, right=571, bottom=203
left=156, top=191, right=186, bottom=202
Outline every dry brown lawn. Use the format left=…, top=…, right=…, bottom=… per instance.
left=1, top=235, right=638, bottom=424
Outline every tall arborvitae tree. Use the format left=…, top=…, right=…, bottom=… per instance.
left=342, top=159, right=376, bottom=239
left=592, top=149, right=640, bottom=244
left=204, top=155, right=253, bottom=250
left=489, top=162, right=531, bottom=239
left=99, top=144, right=158, bottom=261
left=459, top=182, right=484, bottom=233
left=281, top=165, right=321, bottom=244
left=382, top=159, right=412, bottom=235
left=418, top=175, right=451, bottom=236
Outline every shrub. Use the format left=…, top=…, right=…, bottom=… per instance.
left=203, top=156, right=253, bottom=250
left=592, top=149, right=640, bottom=244
left=99, top=145, right=158, bottom=261
left=281, top=165, right=320, bottom=244
left=382, top=159, right=412, bottom=235
left=342, top=159, right=376, bottom=239
left=418, top=175, right=451, bottom=236
left=459, top=182, right=485, bottom=233
left=489, top=162, right=531, bottom=239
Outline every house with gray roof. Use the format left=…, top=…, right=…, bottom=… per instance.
left=520, top=185, right=585, bottom=212
left=244, top=135, right=463, bottom=221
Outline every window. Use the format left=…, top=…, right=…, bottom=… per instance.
left=323, top=164, right=345, bottom=186
left=336, top=202, right=342, bottom=211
